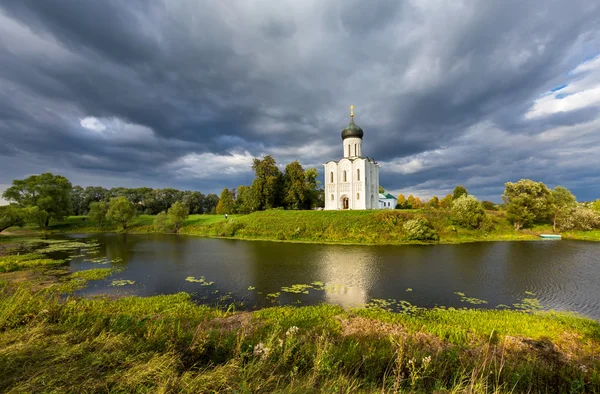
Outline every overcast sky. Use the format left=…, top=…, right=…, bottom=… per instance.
left=1, top=1, right=600, bottom=203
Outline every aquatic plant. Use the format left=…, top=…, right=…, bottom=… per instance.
left=110, top=279, right=135, bottom=287
left=185, top=276, right=214, bottom=286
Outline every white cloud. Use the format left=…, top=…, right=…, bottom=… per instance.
left=79, top=117, right=154, bottom=140
left=167, top=151, right=255, bottom=179
left=80, top=117, right=106, bottom=132
left=526, top=54, right=600, bottom=119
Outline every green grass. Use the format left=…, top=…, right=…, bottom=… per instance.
left=6, top=209, right=600, bottom=245
left=0, top=253, right=66, bottom=273
left=0, top=287, right=599, bottom=393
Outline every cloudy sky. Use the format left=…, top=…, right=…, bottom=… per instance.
left=1, top=0, right=600, bottom=203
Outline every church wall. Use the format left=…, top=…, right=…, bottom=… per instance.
left=343, top=137, right=362, bottom=158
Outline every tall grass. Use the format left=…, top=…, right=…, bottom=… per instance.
left=1, top=286, right=598, bottom=393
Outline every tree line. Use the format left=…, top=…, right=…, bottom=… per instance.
left=215, top=155, right=324, bottom=214
left=0, top=173, right=218, bottom=232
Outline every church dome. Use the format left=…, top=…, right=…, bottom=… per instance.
left=341, top=119, right=364, bottom=140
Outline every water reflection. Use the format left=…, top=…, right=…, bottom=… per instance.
left=56, top=234, right=600, bottom=320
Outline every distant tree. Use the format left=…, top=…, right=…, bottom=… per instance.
left=283, top=161, right=307, bottom=210
left=251, top=155, right=283, bottom=210
left=3, top=173, right=73, bottom=229
left=426, top=196, right=440, bottom=209
left=216, top=188, right=235, bottom=215
left=395, top=194, right=406, bottom=209
left=24, top=207, right=49, bottom=230
left=71, top=185, right=86, bottom=215
left=502, top=179, right=553, bottom=231
left=234, top=185, right=257, bottom=214
left=379, top=186, right=385, bottom=194
left=406, top=195, right=417, bottom=209
left=452, top=195, right=486, bottom=229
left=556, top=207, right=600, bottom=231
left=590, top=199, right=600, bottom=215
left=153, top=211, right=171, bottom=232
left=88, top=201, right=109, bottom=226
left=0, top=205, right=26, bottom=233
left=204, top=194, right=219, bottom=214
left=551, top=186, right=577, bottom=233
left=106, top=196, right=137, bottom=230
left=481, top=201, right=498, bottom=211
left=452, top=185, right=468, bottom=200
left=168, top=201, right=189, bottom=232
left=439, top=194, right=453, bottom=209
left=414, top=197, right=424, bottom=209
left=182, top=191, right=205, bottom=215
left=304, top=168, right=322, bottom=209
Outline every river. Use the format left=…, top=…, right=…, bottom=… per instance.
left=56, top=233, right=600, bottom=320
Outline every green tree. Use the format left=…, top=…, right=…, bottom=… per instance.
left=403, top=218, right=439, bottom=241
left=451, top=195, right=486, bottom=229
left=251, top=155, right=283, bottom=210
left=181, top=191, right=205, bottom=214
left=304, top=168, right=322, bottom=209
left=379, top=186, right=385, bottom=194
left=502, top=179, right=553, bottom=231
left=283, top=161, right=307, bottom=209
left=168, top=201, right=189, bottom=232
left=406, top=195, right=416, bottom=209
left=426, top=196, right=440, bottom=209
left=234, top=185, right=257, bottom=214
left=3, top=173, right=73, bottom=229
left=440, top=194, right=453, bottom=209
left=71, top=185, right=86, bottom=215
left=481, top=201, right=498, bottom=211
left=216, top=188, right=235, bottom=215
left=590, top=199, right=600, bottom=214
left=106, top=197, right=137, bottom=230
left=551, top=186, right=577, bottom=233
left=204, top=194, right=219, bottom=214
left=0, top=206, right=26, bottom=233
left=153, top=211, right=171, bottom=232
left=452, top=185, right=468, bottom=200
left=88, top=201, right=109, bottom=226
left=556, top=207, right=600, bottom=231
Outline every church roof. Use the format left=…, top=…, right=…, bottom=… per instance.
left=379, top=193, right=396, bottom=199
left=341, top=118, right=364, bottom=140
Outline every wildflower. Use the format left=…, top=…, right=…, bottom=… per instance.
left=286, top=326, right=299, bottom=337
left=422, top=355, right=432, bottom=367
left=253, top=342, right=270, bottom=360
left=278, top=338, right=284, bottom=347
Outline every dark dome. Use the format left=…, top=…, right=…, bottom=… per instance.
left=341, top=119, right=364, bottom=140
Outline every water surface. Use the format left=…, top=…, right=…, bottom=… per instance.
left=56, top=234, right=600, bottom=320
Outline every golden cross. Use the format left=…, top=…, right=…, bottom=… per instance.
left=350, top=105, right=355, bottom=118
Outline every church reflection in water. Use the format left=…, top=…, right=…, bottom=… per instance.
left=313, top=246, right=380, bottom=308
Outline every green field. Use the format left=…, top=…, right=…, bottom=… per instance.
left=7, top=208, right=599, bottom=245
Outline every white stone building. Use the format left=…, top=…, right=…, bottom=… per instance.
left=378, top=193, right=397, bottom=209
left=323, top=107, right=380, bottom=210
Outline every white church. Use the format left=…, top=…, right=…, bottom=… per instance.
left=323, top=106, right=383, bottom=210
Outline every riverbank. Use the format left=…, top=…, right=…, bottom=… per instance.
left=6, top=209, right=598, bottom=245
left=1, top=236, right=600, bottom=393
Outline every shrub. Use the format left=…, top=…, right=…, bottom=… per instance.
left=451, top=195, right=486, bottom=229
left=557, top=207, right=600, bottom=231
left=403, top=219, right=439, bottom=241
left=153, top=211, right=172, bottom=232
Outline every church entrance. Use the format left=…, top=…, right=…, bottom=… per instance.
left=341, top=196, right=350, bottom=210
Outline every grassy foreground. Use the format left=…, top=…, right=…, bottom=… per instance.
left=9, top=209, right=599, bottom=245
left=1, top=237, right=600, bottom=393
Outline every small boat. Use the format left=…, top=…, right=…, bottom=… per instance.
left=540, top=234, right=561, bottom=239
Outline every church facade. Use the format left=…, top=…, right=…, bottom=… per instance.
left=323, top=107, right=380, bottom=210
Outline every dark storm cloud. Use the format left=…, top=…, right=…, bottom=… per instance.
left=1, top=0, right=600, bottom=200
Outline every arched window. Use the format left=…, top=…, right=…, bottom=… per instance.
left=330, top=194, right=334, bottom=201
left=343, top=171, right=347, bottom=182
left=348, top=145, right=351, bottom=157
left=354, top=144, right=357, bottom=156
left=357, top=193, right=360, bottom=200
left=330, top=172, right=333, bottom=183
left=357, top=169, right=360, bottom=181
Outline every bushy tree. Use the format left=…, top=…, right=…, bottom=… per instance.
left=426, top=196, right=440, bottom=209
left=481, top=201, right=498, bottom=211
left=283, top=161, right=307, bottom=209
left=106, top=197, right=137, bottom=230
left=251, top=155, right=283, bottom=210
left=407, top=195, right=417, bottom=209
left=590, top=199, right=600, bottom=214
left=234, top=185, right=257, bottom=214
left=3, top=173, right=73, bottom=229
left=88, top=201, right=109, bottom=226
left=440, top=194, right=453, bottom=209
left=303, top=168, right=322, bottom=209
left=452, top=185, right=468, bottom=200
left=153, top=211, right=171, bottom=232
left=181, top=191, right=205, bottom=214
left=379, top=186, right=385, bottom=194
left=216, top=188, right=235, bottom=215
left=0, top=206, right=26, bottom=233
left=168, top=201, right=189, bottom=232
left=396, top=194, right=407, bottom=209
left=551, top=186, right=577, bottom=233
left=204, top=194, right=219, bottom=214
left=403, top=218, right=439, bottom=241
left=451, top=195, right=486, bottom=229
left=557, top=207, right=600, bottom=231
left=502, top=180, right=553, bottom=230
